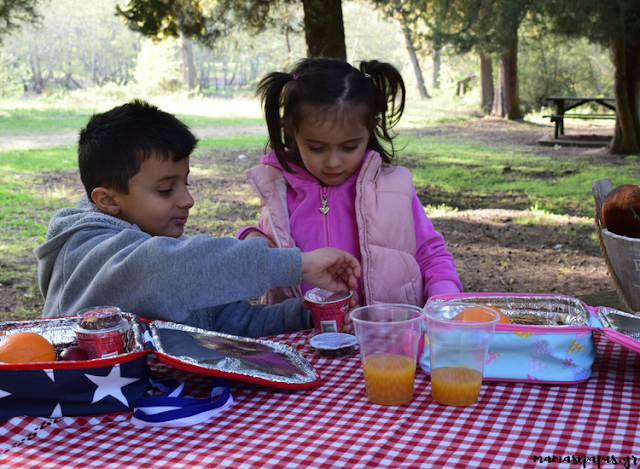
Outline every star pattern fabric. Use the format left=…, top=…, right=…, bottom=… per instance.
left=0, top=355, right=151, bottom=422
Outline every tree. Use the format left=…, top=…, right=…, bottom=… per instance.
left=5, top=0, right=141, bottom=93
left=117, top=0, right=349, bottom=92
left=418, top=0, right=530, bottom=119
left=542, top=0, right=640, bottom=154
left=0, top=0, right=40, bottom=41
left=301, top=0, right=346, bottom=59
left=479, top=53, right=493, bottom=111
left=372, top=0, right=430, bottom=99
left=116, top=0, right=234, bottom=91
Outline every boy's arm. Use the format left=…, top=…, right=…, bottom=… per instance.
left=183, top=298, right=313, bottom=337
left=38, top=225, right=360, bottom=321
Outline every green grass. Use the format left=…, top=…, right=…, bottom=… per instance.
left=197, top=135, right=267, bottom=149
left=0, top=147, right=78, bottom=171
left=403, top=135, right=640, bottom=217
left=1, top=94, right=638, bottom=250
left=0, top=109, right=93, bottom=135
left=177, top=115, right=265, bottom=127
left=0, top=146, right=81, bottom=255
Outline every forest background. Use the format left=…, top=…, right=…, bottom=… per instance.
left=0, top=0, right=638, bottom=320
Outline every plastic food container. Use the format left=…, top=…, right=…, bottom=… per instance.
left=73, top=306, right=129, bottom=359
left=304, top=289, right=353, bottom=335
left=309, top=333, right=358, bottom=357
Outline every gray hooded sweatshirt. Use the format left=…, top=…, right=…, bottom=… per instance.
left=34, top=196, right=312, bottom=337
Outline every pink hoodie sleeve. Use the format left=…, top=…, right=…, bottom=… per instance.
left=236, top=226, right=268, bottom=240
left=411, top=188, right=463, bottom=300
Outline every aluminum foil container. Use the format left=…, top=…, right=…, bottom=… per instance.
left=149, top=321, right=319, bottom=386
left=597, top=308, right=640, bottom=340
left=0, top=313, right=144, bottom=357
left=429, top=295, right=590, bottom=327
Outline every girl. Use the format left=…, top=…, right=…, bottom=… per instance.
left=237, top=57, right=462, bottom=307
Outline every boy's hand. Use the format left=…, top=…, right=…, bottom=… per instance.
left=242, top=230, right=277, bottom=248
left=300, top=248, right=361, bottom=292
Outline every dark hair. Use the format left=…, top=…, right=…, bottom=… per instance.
left=78, top=99, right=198, bottom=198
left=256, top=57, right=406, bottom=173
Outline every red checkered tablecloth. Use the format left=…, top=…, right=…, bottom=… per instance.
left=1, top=332, right=640, bottom=468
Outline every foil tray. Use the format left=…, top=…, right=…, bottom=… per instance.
left=149, top=321, right=319, bottom=386
left=0, top=314, right=145, bottom=357
left=597, top=308, right=640, bottom=340
left=429, top=295, right=590, bottom=327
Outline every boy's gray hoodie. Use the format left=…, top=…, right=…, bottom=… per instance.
left=34, top=196, right=312, bottom=337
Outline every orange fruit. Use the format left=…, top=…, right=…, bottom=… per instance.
left=454, top=305, right=510, bottom=324
left=0, top=332, right=56, bottom=363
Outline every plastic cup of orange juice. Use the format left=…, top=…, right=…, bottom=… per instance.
left=424, top=302, right=499, bottom=407
left=351, top=304, right=425, bottom=406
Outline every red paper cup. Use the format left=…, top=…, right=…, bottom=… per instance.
left=73, top=306, right=129, bottom=359
left=304, top=288, right=353, bottom=335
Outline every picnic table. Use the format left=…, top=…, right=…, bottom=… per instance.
left=2, top=330, right=640, bottom=469
left=546, top=96, right=616, bottom=139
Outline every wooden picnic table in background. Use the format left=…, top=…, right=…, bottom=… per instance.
left=546, top=96, right=616, bottom=139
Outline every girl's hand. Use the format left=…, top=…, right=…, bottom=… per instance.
left=300, top=248, right=361, bottom=292
left=242, top=230, right=277, bottom=248
left=341, top=292, right=359, bottom=335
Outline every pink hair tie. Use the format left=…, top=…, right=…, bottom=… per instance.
left=292, top=74, right=299, bottom=81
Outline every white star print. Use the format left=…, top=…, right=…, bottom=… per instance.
left=50, top=403, right=62, bottom=418
left=85, top=364, right=139, bottom=407
left=0, top=389, right=10, bottom=399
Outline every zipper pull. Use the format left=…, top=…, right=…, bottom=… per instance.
left=320, top=186, right=330, bottom=215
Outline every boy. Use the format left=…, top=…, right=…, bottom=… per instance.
left=34, top=100, right=360, bottom=337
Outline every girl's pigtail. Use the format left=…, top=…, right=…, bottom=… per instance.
left=360, top=60, right=406, bottom=161
left=256, top=72, right=297, bottom=173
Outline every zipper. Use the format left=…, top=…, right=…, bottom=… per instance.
left=320, top=186, right=330, bottom=215
left=322, top=186, right=330, bottom=245
left=358, top=158, right=375, bottom=303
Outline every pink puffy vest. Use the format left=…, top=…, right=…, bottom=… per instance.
left=246, top=151, right=425, bottom=306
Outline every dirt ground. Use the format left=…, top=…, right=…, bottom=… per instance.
left=0, top=117, right=623, bottom=321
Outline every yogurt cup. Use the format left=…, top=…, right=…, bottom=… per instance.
left=73, top=306, right=129, bottom=359
left=304, top=288, right=353, bottom=335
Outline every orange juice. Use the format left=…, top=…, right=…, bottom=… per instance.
left=362, top=354, right=415, bottom=405
left=431, top=366, right=483, bottom=406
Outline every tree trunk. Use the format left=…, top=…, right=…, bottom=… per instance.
left=399, top=12, right=429, bottom=99
left=179, top=30, right=197, bottom=91
left=479, top=53, right=494, bottom=113
left=491, top=34, right=521, bottom=119
left=609, top=35, right=640, bottom=154
left=300, top=0, right=346, bottom=60
left=433, top=42, right=441, bottom=90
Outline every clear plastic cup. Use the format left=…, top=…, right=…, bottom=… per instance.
left=351, top=304, right=425, bottom=406
left=424, top=302, right=499, bottom=407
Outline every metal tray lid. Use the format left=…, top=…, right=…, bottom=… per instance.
left=0, top=316, right=321, bottom=390
left=147, top=321, right=321, bottom=390
left=428, top=294, right=590, bottom=327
